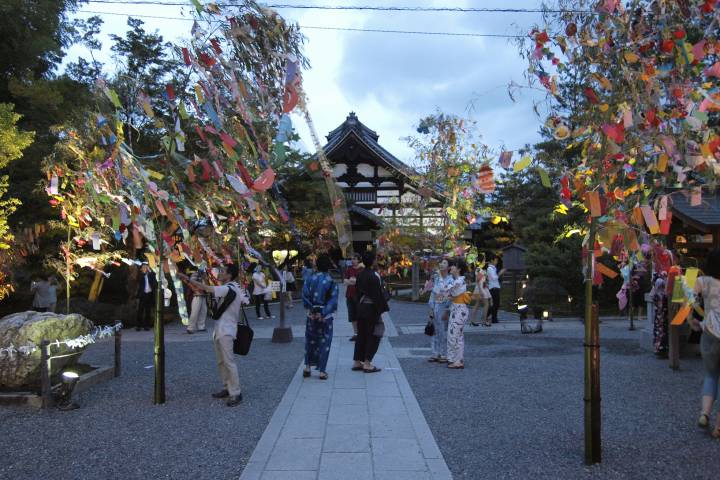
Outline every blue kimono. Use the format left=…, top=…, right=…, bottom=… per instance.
left=302, top=272, right=339, bottom=372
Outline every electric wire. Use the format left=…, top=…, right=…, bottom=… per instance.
left=84, top=0, right=594, bottom=15
left=77, top=9, right=526, bottom=37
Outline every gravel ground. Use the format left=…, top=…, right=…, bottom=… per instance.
left=388, top=301, right=717, bottom=480
left=0, top=332, right=304, bottom=480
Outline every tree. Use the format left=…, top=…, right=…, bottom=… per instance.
left=0, top=103, right=35, bottom=299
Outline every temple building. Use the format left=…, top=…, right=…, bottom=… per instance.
left=322, top=112, right=444, bottom=252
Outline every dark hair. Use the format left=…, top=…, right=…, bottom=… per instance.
left=352, top=253, right=362, bottom=261
left=362, top=251, right=376, bottom=268
left=705, top=249, right=720, bottom=280
left=226, top=263, right=239, bottom=280
left=316, top=254, right=332, bottom=272
left=304, top=258, right=313, bottom=269
left=450, top=258, right=468, bottom=275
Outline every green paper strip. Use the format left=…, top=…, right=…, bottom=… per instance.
left=537, top=167, right=551, bottom=187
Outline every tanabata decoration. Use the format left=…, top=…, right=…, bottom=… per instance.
left=43, top=1, right=343, bottom=321
left=524, top=0, right=719, bottom=299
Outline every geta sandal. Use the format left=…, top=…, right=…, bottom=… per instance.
left=363, top=367, right=382, bottom=373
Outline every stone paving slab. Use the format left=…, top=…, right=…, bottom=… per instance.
left=239, top=293, right=452, bottom=480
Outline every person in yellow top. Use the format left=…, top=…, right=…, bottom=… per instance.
left=443, top=258, right=471, bottom=369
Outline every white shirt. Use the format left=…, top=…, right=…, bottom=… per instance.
left=252, top=272, right=267, bottom=295
left=212, top=282, right=249, bottom=338
left=284, top=270, right=295, bottom=282
left=695, top=276, right=720, bottom=339
left=487, top=265, right=501, bottom=289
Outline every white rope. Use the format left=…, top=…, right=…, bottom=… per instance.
left=0, top=323, right=122, bottom=361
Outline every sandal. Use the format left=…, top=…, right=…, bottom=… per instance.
left=351, top=366, right=364, bottom=371
left=427, top=356, right=440, bottom=362
left=712, top=427, right=720, bottom=439
left=470, top=322, right=480, bottom=327
left=319, top=372, right=328, bottom=380
left=363, top=367, right=382, bottom=373
left=437, top=357, right=449, bottom=363
left=302, top=369, right=311, bottom=378
left=699, top=413, right=710, bottom=428
left=447, top=362, right=464, bottom=369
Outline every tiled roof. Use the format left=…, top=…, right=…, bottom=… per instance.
left=324, top=112, right=416, bottom=179
left=671, top=191, right=720, bottom=231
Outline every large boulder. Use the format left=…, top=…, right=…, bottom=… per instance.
left=0, top=311, right=94, bottom=390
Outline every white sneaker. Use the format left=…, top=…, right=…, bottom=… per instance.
left=270, top=315, right=276, bottom=319
left=257, top=316, right=265, bottom=320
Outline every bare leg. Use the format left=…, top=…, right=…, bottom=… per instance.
left=481, top=298, right=490, bottom=325
left=470, top=298, right=481, bottom=325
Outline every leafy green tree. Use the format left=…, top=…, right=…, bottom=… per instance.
left=0, top=103, right=35, bottom=299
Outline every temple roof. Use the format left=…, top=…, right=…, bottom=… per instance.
left=324, top=112, right=415, bottom=179
left=671, top=190, right=720, bottom=232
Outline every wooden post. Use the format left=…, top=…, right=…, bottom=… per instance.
left=584, top=217, right=601, bottom=464
left=40, top=340, right=53, bottom=408
left=411, top=260, right=420, bottom=301
left=66, top=224, right=71, bottom=314
left=668, top=303, right=680, bottom=370
left=114, top=329, right=122, bottom=377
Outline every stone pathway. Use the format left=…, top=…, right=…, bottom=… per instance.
left=240, top=295, right=452, bottom=480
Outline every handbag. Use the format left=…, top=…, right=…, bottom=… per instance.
left=373, top=319, right=385, bottom=337
left=233, top=307, right=254, bottom=356
left=424, top=319, right=435, bottom=336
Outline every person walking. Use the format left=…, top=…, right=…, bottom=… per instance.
left=487, top=255, right=505, bottom=324
left=427, top=259, right=452, bottom=363
left=252, top=264, right=273, bottom=320
left=352, top=251, right=389, bottom=373
left=186, top=269, right=209, bottom=334
left=690, top=249, right=720, bottom=438
left=283, top=266, right=296, bottom=308
left=179, top=264, right=250, bottom=407
left=445, top=259, right=472, bottom=369
left=343, top=253, right=363, bottom=342
left=301, top=254, right=339, bottom=380
left=470, top=262, right=491, bottom=327
left=136, top=263, right=157, bottom=331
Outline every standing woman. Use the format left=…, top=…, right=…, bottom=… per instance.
left=445, top=259, right=472, bottom=369
left=302, top=254, right=338, bottom=380
left=427, top=259, right=452, bottom=363
left=252, top=264, right=273, bottom=320
left=343, top=253, right=363, bottom=342
left=283, top=266, right=296, bottom=309
left=651, top=271, right=669, bottom=356
left=352, top=251, right=389, bottom=373
left=470, top=261, right=491, bottom=327
left=690, top=249, right=720, bottom=438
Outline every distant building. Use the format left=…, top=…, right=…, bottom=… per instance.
left=322, top=112, right=444, bottom=252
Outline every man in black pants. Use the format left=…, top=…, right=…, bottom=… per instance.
left=136, top=263, right=157, bottom=331
left=487, top=255, right=505, bottom=324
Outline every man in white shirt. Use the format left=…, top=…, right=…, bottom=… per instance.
left=486, top=256, right=505, bottom=324
left=180, top=263, right=249, bottom=407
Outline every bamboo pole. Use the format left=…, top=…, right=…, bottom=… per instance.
left=584, top=216, right=601, bottom=464
left=153, top=238, right=165, bottom=404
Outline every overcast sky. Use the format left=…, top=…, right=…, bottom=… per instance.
left=70, top=1, right=550, bottom=165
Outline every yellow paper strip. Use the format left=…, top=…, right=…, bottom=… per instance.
left=684, top=268, right=699, bottom=289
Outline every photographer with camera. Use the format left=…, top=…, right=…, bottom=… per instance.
left=301, top=254, right=339, bottom=380
left=179, top=263, right=249, bottom=406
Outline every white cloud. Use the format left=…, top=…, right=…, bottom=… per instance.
left=68, top=1, right=552, bottom=163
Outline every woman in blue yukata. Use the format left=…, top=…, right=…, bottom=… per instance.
left=302, top=254, right=339, bottom=380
